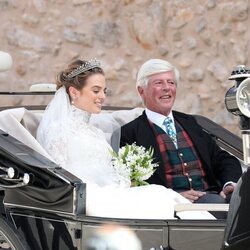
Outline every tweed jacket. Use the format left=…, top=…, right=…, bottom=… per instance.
left=120, top=110, right=242, bottom=191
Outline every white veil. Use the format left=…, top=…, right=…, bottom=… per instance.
left=36, top=86, right=71, bottom=148
left=37, top=85, right=123, bottom=153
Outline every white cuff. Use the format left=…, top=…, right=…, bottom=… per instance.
left=223, top=181, right=236, bottom=191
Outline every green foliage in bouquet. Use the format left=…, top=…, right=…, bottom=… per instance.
left=111, top=143, right=159, bottom=186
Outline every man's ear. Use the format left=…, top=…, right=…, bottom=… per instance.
left=137, top=86, right=143, bottom=96
left=137, top=86, right=144, bottom=96
left=137, top=86, right=146, bottom=105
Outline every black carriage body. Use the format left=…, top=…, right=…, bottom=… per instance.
left=0, top=121, right=238, bottom=250
left=6, top=210, right=226, bottom=250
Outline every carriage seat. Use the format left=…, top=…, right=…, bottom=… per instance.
left=0, top=107, right=144, bottom=159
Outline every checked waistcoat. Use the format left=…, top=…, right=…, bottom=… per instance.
left=150, top=120, right=209, bottom=191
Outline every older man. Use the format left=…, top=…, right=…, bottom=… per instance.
left=120, top=59, right=242, bottom=204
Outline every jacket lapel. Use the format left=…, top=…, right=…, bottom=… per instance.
left=173, top=111, right=211, bottom=168
left=138, top=113, right=168, bottom=185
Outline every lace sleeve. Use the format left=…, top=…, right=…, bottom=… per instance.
left=47, top=135, right=68, bottom=167
left=37, top=123, right=69, bottom=167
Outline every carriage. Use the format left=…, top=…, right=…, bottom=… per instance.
left=0, top=66, right=249, bottom=250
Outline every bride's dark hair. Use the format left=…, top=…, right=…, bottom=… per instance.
left=56, top=59, right=104, bottom=97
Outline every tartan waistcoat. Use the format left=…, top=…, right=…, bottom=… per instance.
left=150, top=120, right=209, bottom=191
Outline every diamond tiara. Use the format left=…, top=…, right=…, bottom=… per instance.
left=66, top=59, right=101, bottom=79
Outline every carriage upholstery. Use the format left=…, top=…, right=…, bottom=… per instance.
left=0, top=107, right=144, bottom=158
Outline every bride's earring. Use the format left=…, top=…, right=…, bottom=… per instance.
left=71, top=95, right=78, bottom=105
left=71, top=96, right=75, bottom=105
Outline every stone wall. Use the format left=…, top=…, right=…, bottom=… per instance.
left=0, top=0, right=249, bottom=134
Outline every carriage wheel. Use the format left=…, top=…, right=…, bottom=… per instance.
left=0, top=215, right=29, bottom=250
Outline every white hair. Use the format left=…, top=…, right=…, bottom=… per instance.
left=136, top=58, right=180, bottom=88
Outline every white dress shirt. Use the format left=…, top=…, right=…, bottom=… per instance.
left=145, top=108, right=176, bottom=134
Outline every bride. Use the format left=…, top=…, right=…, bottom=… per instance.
left=36, top=59, right=214, bottom=220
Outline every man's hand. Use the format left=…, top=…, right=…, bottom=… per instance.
left=220, top=183, right=236, bottom=199
left=180, top=189, right=206, bottom=202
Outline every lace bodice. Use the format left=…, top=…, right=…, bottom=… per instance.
left=37, top=104, right=129, bottom=187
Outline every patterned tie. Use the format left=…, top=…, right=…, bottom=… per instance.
left=163, top=117, right=177, bottom=147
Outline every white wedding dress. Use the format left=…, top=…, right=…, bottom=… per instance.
left=37, top=87, right=215, bottom=220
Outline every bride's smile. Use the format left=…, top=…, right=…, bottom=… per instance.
left=69, top=73, right=106, bottom=114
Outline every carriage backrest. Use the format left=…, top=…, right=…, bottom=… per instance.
left=0, top=107, right=144, bottom=158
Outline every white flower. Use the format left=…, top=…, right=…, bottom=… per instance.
left=111, top=143, right=159, bottom=186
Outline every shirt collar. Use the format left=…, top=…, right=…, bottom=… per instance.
left=145, top=108, right=175, bottom=129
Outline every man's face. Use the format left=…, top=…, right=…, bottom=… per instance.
left=138, top=71, right=177, bottom=116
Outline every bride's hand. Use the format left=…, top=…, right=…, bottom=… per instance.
left=179, top=189, right=206, bottom=203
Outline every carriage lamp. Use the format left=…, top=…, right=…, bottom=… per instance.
left=225, top=65, right=250, bottom=165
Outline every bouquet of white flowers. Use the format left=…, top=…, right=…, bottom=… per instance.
left=111, top=143, right=159, bottom=186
